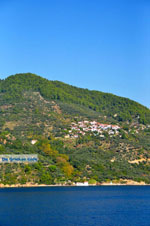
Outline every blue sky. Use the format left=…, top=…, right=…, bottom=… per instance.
left=0, top=0, right=149, bottom=107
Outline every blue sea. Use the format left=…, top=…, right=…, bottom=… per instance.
left=0, top=186, right=150, bottom=226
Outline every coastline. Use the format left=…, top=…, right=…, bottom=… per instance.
left=0, top=180, right=148, bottom=188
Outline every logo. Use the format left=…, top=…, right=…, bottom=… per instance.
left=0, top=154, right=38, bottom=163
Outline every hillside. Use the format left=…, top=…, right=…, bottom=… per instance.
left=0, top=73, right=150, bottom=185
left=0, top=73, right=150, bottom=124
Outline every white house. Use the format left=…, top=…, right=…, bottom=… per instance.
left=76, top=181, right=89, bottom=186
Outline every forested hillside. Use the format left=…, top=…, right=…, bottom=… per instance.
left=0, top=73, right=150, bottom=124
left=0, top=73, right=150, bottom=186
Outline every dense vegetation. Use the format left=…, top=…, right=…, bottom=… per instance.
left=0, top=73, right=150, bottom=185
left=0, top=73, right=150, bottom=124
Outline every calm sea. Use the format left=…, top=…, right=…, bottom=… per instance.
left=0, top=186, right=150, bottom=226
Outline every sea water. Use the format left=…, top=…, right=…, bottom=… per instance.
left=0, top=186, right=150, bottom=226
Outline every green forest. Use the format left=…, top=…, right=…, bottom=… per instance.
left=0, top=73, right=150, bottom=185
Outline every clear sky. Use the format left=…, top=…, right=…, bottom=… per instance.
left=0, top=0, right=149, bottom=107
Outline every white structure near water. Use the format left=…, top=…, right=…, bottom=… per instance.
left=76, top=182, right=89, bottom=186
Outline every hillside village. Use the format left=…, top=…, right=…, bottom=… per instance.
left=65, top=121, right=121, bottom=138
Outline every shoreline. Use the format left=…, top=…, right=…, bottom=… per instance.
left=0, top=181, right=148, bottom=188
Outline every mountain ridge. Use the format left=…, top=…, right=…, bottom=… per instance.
left=0, top=73, right=150, bottom=125
left=1, top=72, right=148, bottom=107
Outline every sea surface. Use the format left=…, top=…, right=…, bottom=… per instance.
left=0, top=186, right=150, bottom=226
